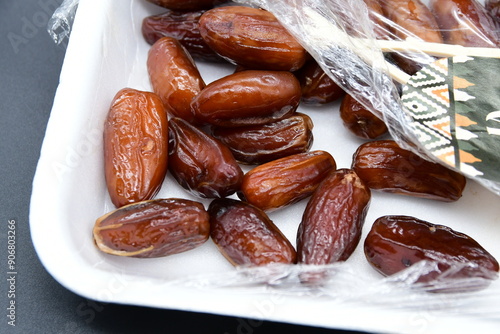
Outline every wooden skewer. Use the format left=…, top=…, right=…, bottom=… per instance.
left=301, top=7, right=500, bottom=84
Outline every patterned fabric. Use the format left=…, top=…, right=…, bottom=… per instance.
left=402, top=56, right=500, bottom=183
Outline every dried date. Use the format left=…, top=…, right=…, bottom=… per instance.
left=199, top=6, right=307, bottom=71
left=191, top=70, right=301, bottom=127
left=93, top=198, right=210, bottom=258
left=103, top=88, right=168, bottom=208
left=364, top=215, right=499, bottom=286
left=339, top=94, right=388, bottom=139
left=238, top=151, right=337, bottom=212
left=209, top=198, right=296, bottom=266
left=211, top=113, right=314, bottom=164
left=142, top=10, right=221, bottom=62
left=352, top=140, right=466, bottom=201
left=295, top=60, right=345, bottom=105
left=147, top=36, right=206, bottom=123
left=168, top=117, right=243, bottom=198
left=430, top=0, right=500, bottom=47
left=297, top=169, right=371, bottom=265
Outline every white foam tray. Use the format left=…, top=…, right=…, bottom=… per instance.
left=30, top=0, right=500, bottom=333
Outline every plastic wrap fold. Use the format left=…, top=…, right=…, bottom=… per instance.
left=47, top=0, right=79, bottom=45
left=237, top=0, right=500, bottom=196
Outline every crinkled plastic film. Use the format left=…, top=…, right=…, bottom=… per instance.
left=238, top=0, right=500, bottom=196
left=47, top=0, right=79, bottom=45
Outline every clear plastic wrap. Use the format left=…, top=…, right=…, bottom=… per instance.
left=37, top=0, right=500, bottom=331
left=237, top=0, right=500, bottom=196
left=47, top=0, right=79, bottom=45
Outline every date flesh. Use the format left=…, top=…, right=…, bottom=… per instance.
left=352, top=140, right=466, bottom=202
left=93, top=198, right=210, bottom=258
left=168, top=117, right=243, bottom=198
left=339, top=94, right=388, bottom=139
left=142, top=10, right=221, bottom=61
left=147, top=37, right=206, bottom=123
left=199, top=6, right=307, bottom=71
left=211, top=113, right=314, bottom=164
left=191, top=70, right=301, bottom=127
left=209, top=198, right=296, bottom=266
left=297, top=169, right=371, bottom=265
left=238, top=151, right=337, bottom=212
left=104, top=88, right=168, bottom=208
left=364, top=215, right=499, bottom=285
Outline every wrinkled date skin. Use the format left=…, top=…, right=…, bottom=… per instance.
left=147, top=37, right=206, bottom=123
left=199, top=6, right=307, bottom=71
left=191, top=70, right=301, bottom=127
left=238, top=151, right=337, bottom=212
left=295, top=60, right=346, bottom=105
left=209, top=198, right=296, bottom=266
left=364, top=215, right=499, bottom=285
left=146, top=0, right=229, bottom=11
left=430, top=0, right=500, bottom=47
left=168, top=117, right=243, bottom=198
left=211, top=113, right=314, bottom=164
left=297, top=169, right=371, bottom=265
left=93, top=198, right=210, bottom=258
left=352, top=140, right=467, bottom=202
left=142, top=10, right=221, bottom=62
left=339, top=94, right=388, bottom=139
left=104, top=88, right=168, bottom=208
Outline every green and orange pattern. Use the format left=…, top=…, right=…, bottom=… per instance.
left=402, top=56, right=500, bottom=183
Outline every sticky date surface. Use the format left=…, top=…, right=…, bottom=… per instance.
left=103, top=88, right=168, bottom=208
left=93, top=198, right=210, bottom=258
left=364, top=215, right=499, bottom=283
left=297, top=169, right=371, bottom=265
left=209, top=198, right=296, bottom=266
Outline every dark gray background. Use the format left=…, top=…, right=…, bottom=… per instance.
left=0, top=0, right=371, bottom=333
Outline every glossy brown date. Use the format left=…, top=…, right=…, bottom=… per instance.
left=93, top=198, right=210, bottom=258
left=430, top=0, right=500, bottom=47
left=145, top=0, right=229, bottom=11
left=352, top=140, right=467, bottom=202
left=211, top=113, right=314, bottom=165
left=238, top=151, right=337, bottom=212
left=295, top=60, right=346, bottom=105
left=198, top=6, right=307, bottom=71
left=381, top=0, right=443, bottom=74
left=147, top=37, right=206, bottom=123
left=339, top=93, right=388, bottom=139
left=191, top=70, right=301, bottom=127
left=364, top=215, right=499, bottom=285
left=297, top=169, right=371, bottom=265
left=209, top=198, right=296, bottom=266
left=142, top=10, right=221, bottom=62
left=104, top=88, right=168, bottom=208
left=168, top=117, right=243, bottom=198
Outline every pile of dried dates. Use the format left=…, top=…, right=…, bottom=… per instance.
left=93, top=0, right=499, bottom=289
